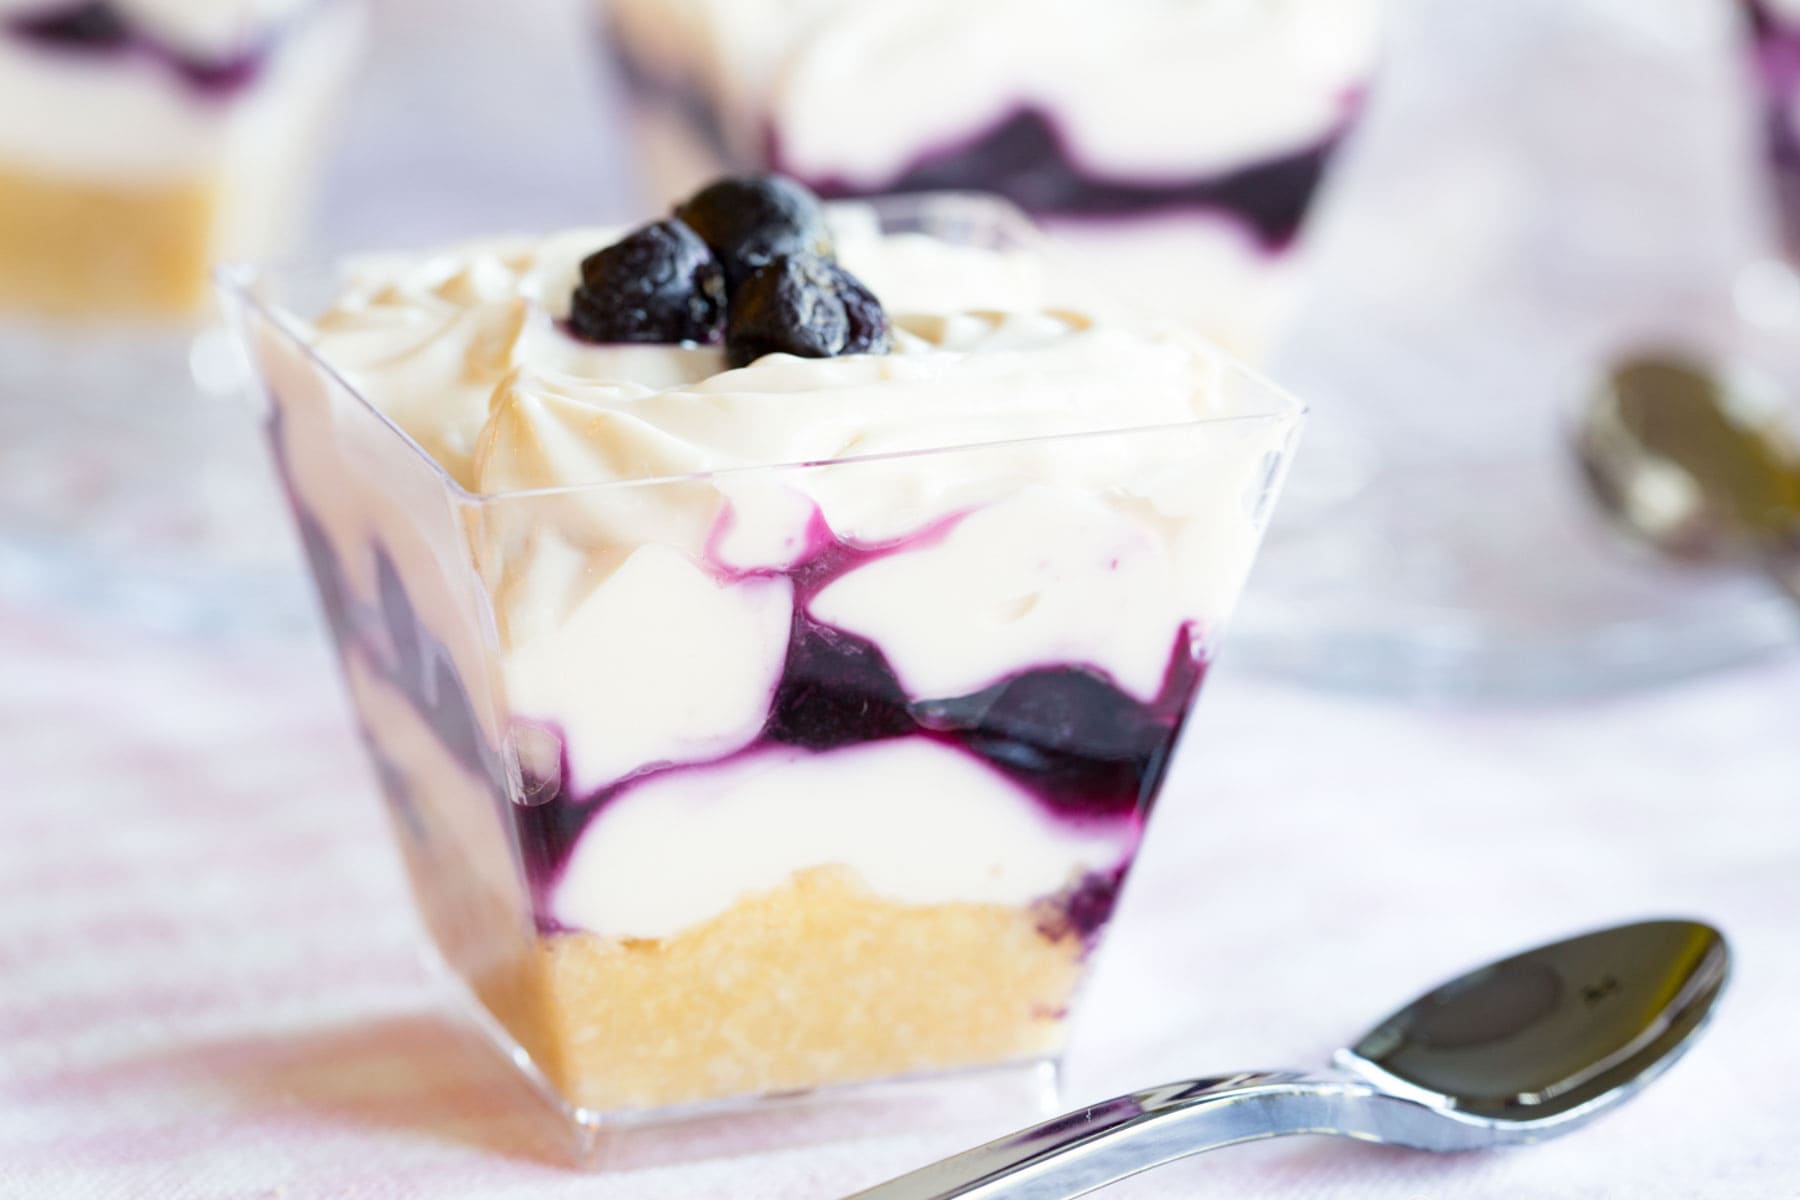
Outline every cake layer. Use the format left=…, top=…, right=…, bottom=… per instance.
left=536, top=866, right=1081, bottom=1112
left=0, top=166, right=215, bottom=315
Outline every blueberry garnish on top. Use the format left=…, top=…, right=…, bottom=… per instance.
left=675, top=175, right=835, bottom=288
left=569, top=218, right=727, bottom=345
left=726, top=253, right=890, bottom=368
left=568, top=174, right=890, bottom=366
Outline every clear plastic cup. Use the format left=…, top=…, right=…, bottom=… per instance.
left=218, top=195, right=1303, bottom=1160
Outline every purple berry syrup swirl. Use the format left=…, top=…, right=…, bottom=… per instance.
left=1747, top=1, right=1800, bottom=254
left=270, top=416, right=1209, bottom=950
left=4, top=0, right=288, bottom=94
left=607, top=31, right=1360, bottom=252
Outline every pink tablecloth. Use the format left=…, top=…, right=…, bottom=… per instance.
left=3, top=597, right=1796, bottom=1199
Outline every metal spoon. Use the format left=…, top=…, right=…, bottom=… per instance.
left=851, top=919, right=1728, bottom=1200
left=1577, top=352, right=1800, bottom=601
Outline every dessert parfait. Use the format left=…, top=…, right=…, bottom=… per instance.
left=222, top=177, right=1301, bottom=1134
left=0, top=0, right=364, bottom=640
left=1745, top=0, right=1800, bottom=257
left=0, top=0, right=362, bottom=319
left=602, top=0, right=1383, bottom=358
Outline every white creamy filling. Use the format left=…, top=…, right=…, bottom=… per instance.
left=810, top=487, right=1185, bottom=703
left=552, top=739, right=1135, bottom=940
left=1767, top=0, right=1800, bottom=28
left=0, top=0, right=359, bottom=184
left=503, top=543, right=793, bottom=793
left=606, top=0, right=1381, bottom=181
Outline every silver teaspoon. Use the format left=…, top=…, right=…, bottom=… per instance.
left=851, top=919, right=1728, bottom=1200
left=1577, top=352, right=1800, bottom=602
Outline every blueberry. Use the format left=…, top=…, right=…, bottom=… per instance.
left=726, top=254, right=890, bottom=368
left=568, top=218, right=726, bottom=345
left=834, top=264, right=891, bottom=357
left=12, top=2, right=130, bottom=48
left=675, top=176, right=834, bottom=287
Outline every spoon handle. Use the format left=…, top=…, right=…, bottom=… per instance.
left=846, top=1070, right=1420, bottom=1200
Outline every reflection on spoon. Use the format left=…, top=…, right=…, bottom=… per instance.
left=852, top=920, right=1728, bottom=1200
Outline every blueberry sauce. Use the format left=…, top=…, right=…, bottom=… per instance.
left=775, top=107, right=1354, bottom=252
left=606, top=33, right=1357, bottom=252
left=1038, top=866, right=1127, bottom=944
left=5, top=1, right=276, bottom=95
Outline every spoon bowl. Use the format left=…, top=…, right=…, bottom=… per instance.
left=1340, top=918, right=1727, bottom=1132
left=852, top=919, right=1729, bottom=1199
left=1577, top=353, right=1800, bottom=596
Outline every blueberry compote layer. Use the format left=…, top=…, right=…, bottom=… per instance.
left=5, top=1, right=286, bottom=93
left=775, top=107, right=1355, bottom=252
left=515, top=510, right=1207, bottom=941
left=609, top=37, right=1355, bottom=252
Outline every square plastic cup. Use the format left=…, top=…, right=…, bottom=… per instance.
left=217, top=195, right=1303, bottom=1164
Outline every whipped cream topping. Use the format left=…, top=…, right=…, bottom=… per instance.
left=0, top=0, right=357, bottom=184
left=553, top=739, right=1135, bottom=940
left=313, top=215, right=1203, bottom=497
left=608, top=0, right=1382, bottom=181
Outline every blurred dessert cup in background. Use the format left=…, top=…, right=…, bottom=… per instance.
left=601, top=0, right=1382, bottom=361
